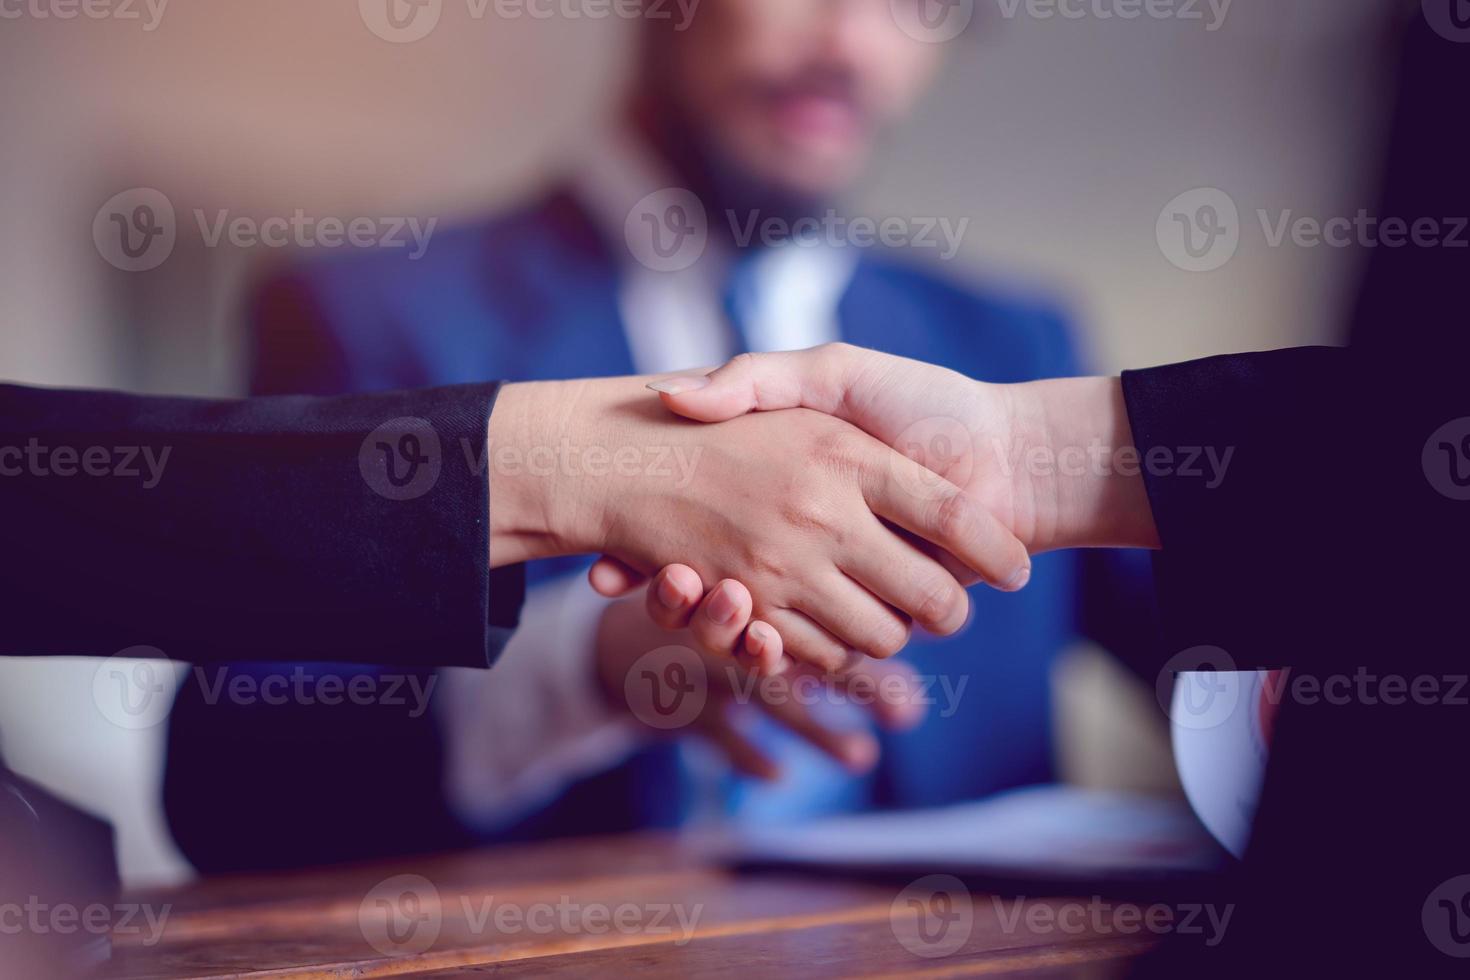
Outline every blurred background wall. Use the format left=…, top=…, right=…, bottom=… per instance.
left=0, top=0, right=1403, bottom=884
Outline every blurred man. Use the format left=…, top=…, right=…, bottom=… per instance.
left=165, top=0, right=1155, bottom=871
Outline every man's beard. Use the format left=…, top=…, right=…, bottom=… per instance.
left=636, top=91, right=846, bottom=250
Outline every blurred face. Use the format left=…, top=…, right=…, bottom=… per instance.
left=652, top=0, right=946, bottom=200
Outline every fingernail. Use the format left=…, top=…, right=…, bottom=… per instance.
left=647, top=376, right=711, bottom=396
left=706, top=584, right=739, bottom=625
left=656, top=575, right=685, bottom=610
left=1003, top=563, right=1032, bottom=592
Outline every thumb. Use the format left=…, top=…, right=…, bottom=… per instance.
left=588, top=555, right=648, bottom=597
left=646, top=345, right=854, bottom=423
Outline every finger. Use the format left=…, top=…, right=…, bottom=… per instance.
left=755, top=689, right=880, bottom=774
left=742, top=621, right=785, bottom=677
left=761, top=607, right=861, bottom=674
left=898, top=528, right=984, bottom=589
left=863, top=452, right=1032, bottom=593
left=839, top=521, right=971, bottom=637
left=790, top=573, right=913, bottom=662
left=589, top=556, right=648, bottom=597
left=932, top=548, right=984, bottom=589
left=689, top=579, right=754, bottom=659
left=700, top=711, right=779, bottom=781
left=647, top=346, right=855, bottom=423
left=644, top=564, right=707, bottom=631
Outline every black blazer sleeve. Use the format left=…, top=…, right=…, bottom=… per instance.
left=1120, top=345, right=1463, bottom=677
left=0, top=381, right=524, bottom=667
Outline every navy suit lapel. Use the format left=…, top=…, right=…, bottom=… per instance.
left=838, top=259, right=932, bottom=360
left=490, top=189, right=637, bottom=381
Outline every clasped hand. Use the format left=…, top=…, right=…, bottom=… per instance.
left=586, top=343, right=1157, bottom=676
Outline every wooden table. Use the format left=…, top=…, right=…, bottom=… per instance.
left=107, top=834, right=1158, bottom=978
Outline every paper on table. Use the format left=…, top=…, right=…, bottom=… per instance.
left=729, top=785, right=1229, bottom=887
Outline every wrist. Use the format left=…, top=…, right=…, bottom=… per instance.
left=487, top=380, right=614, bottom=567
left=1007, top=376, right=1160, bottom=551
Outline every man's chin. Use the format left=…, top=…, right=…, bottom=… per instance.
left=741, top=143, right=869, bottom=201
left=763, top=159, right=865, bottom=201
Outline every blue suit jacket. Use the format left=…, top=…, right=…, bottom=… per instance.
left=163, top=190, right=1158, bottom=871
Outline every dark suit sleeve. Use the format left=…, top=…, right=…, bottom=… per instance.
left=0, top=381, right=524, bottom=667
left=1120, top=345, right=1460, bottom=676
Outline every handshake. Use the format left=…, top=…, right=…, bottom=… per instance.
left=488, top=343, right=1162, bottom=757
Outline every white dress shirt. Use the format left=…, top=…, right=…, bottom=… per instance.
left=438, top=130, right=857, bottom=832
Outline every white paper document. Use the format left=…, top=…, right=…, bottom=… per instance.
left=730, top=785, right=1228, bottom=886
